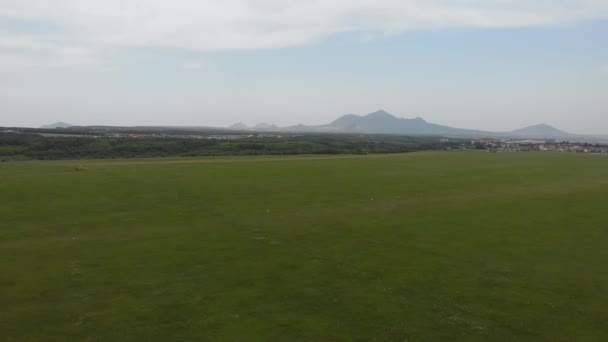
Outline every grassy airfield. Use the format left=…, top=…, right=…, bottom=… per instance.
left=1, top=152, right=608, bottom=341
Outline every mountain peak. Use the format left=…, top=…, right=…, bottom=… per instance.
left=366, top=110, right=395, bottom=119
left=524, top=123, right=552, bottom=129
left=511, top=123, right=569, bottom=138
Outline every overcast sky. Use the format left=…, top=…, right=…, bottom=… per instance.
left=1, top=1, right=607, bottom=134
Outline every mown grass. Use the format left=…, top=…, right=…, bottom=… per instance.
left=1, top=152, right=608, bottom=341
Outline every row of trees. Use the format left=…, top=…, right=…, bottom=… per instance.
left=0, top=132, right=462, bottom=161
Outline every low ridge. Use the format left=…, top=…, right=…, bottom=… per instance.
left=41, top=122, right=73, bottom=129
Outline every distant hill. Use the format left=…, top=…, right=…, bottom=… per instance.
left=41, top=122, right=73, bottom=129
left=253, top=123, right=279, bottom=131
left=320, top=110, right=482, bottom=136
left=510, top=124, right=570, bottom=139
left=229, top=122, right=280, bottom=131
left=229, top=122, right=249, bottom=130
left=275, top=110, right=486, bottom=136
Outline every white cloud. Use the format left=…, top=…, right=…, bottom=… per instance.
left=0, top=33, right=107, bottom=72
left=1, top=0, right=607, bottom=69
left=602, top=66, right=608, bottom=74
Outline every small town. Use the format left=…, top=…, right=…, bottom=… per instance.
left=475, top=139, right=608, bottom=154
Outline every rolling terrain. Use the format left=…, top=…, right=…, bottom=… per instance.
left=2, top=152, right=608, bottom=340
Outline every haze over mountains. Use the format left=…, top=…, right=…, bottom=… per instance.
left=41, top=122, right=74, bottom=129
left=230, top=110, right=576, bottom=139
left=40, top=110, right=601, bottom=141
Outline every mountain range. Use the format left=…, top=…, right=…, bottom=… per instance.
left=230, top=110, right=574, bottom=139
left=39, top=110, right=601, bottom=141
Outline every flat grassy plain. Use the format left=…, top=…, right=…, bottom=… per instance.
left=1, top=152, right=608, bottom=341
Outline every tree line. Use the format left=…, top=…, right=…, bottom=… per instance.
left=0, top=132, right=466, bottom=161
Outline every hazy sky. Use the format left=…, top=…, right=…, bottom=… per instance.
left=1, top=1, right=607, bottom=134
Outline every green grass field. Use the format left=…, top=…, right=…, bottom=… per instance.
left=2, top=152, right=608, bottom=341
